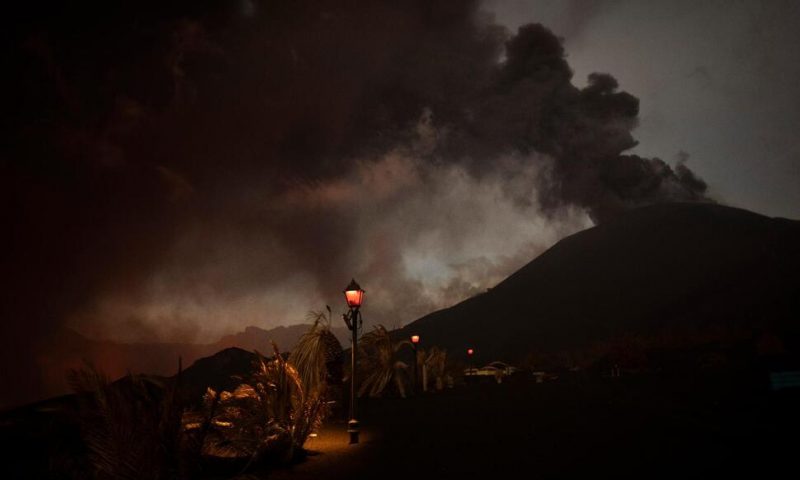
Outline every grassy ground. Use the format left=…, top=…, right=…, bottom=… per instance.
left=271, top=373, right=798, bottom=479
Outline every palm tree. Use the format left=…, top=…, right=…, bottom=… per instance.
left=421, top=346, right=448, bottom=392
left=289, top=307, right=343, bottom=396
left=252, top=344, right=325, bottom=453
left=357, top=325, right=411, bottom=398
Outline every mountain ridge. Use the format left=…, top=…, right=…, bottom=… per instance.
left=29, top=323, right=350, bottom=408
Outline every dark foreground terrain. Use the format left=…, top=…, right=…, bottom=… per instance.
left=2, top=369, right=797, bottom=479
left=275, top=372, right=798, bottom=480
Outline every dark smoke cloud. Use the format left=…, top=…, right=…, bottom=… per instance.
left=2, top=0, right=708, bottom=404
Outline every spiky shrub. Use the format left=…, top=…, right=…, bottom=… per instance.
left=357, top=325, right=410, bottom=398
left=67, top=365, right=186, bottom=480
left=195, top=339, right=333, bottom=468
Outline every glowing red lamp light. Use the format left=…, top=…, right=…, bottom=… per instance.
left=467, top=348, right=474, bottom=356
left=410, top=335, right=420, bottom=344
left=343, top=279, right=365, bottom=309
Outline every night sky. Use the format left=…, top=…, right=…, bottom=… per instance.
left=3, top=1, right=798, bottom=396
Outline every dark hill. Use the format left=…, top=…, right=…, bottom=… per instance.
left=398, top=203, right=800, bottom=365
left=23, top=323, right=349, bottom=409
left=215, top=324, right=349, bottom=353
left=177, top=347, right=256, bottom=404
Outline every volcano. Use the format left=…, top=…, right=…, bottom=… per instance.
left=397, top=203, right=800, bottom=365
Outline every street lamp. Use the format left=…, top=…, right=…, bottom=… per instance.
left=343, top=279, right=364, bottom=444
left=467, top=348, right=475, bottom=380
left=410, top=335, right=420, bottom=394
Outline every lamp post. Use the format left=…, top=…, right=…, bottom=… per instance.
left=410, top=335, right=420, bottom=394
left=343, top=279, right=364, bottom=444
left=467, top=348, right=474, bottom=381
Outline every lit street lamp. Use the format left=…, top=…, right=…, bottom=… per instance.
left=410, top=335, right=420, bottom=394
left=467, top=347, right=475, bottom=380
left=343, top=279, right=364, bottom=444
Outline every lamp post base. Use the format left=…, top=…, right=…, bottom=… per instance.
left=347, top=419, right=360, bottom=444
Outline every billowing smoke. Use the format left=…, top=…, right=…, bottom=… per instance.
left=3, top=0, right=708, bottom=403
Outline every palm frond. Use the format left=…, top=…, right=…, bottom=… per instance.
left=356, top=325, right=410, bottom=397
left=290, top=311, right=339, bottom=397
left=68, top=362, right=186, bottom=479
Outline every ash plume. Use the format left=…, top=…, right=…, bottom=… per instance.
left=2, top=0, right=709, bottom=404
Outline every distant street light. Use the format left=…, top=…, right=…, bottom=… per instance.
left=410, top=335, right=420, bottom=393
left=343, top=279, right=364, bottom=444
left=467, top=348, right=475, bottom=379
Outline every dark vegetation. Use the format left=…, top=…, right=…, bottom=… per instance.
left=0, top=317, right=453, bottom=479
left=0, top=313, right=345, bottom=479
left=4, top=357, right=798, bottom=479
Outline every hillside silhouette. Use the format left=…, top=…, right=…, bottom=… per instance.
left=25, top=324, right=349, bottom=408
left=399, top=203, right=800, bottom=366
